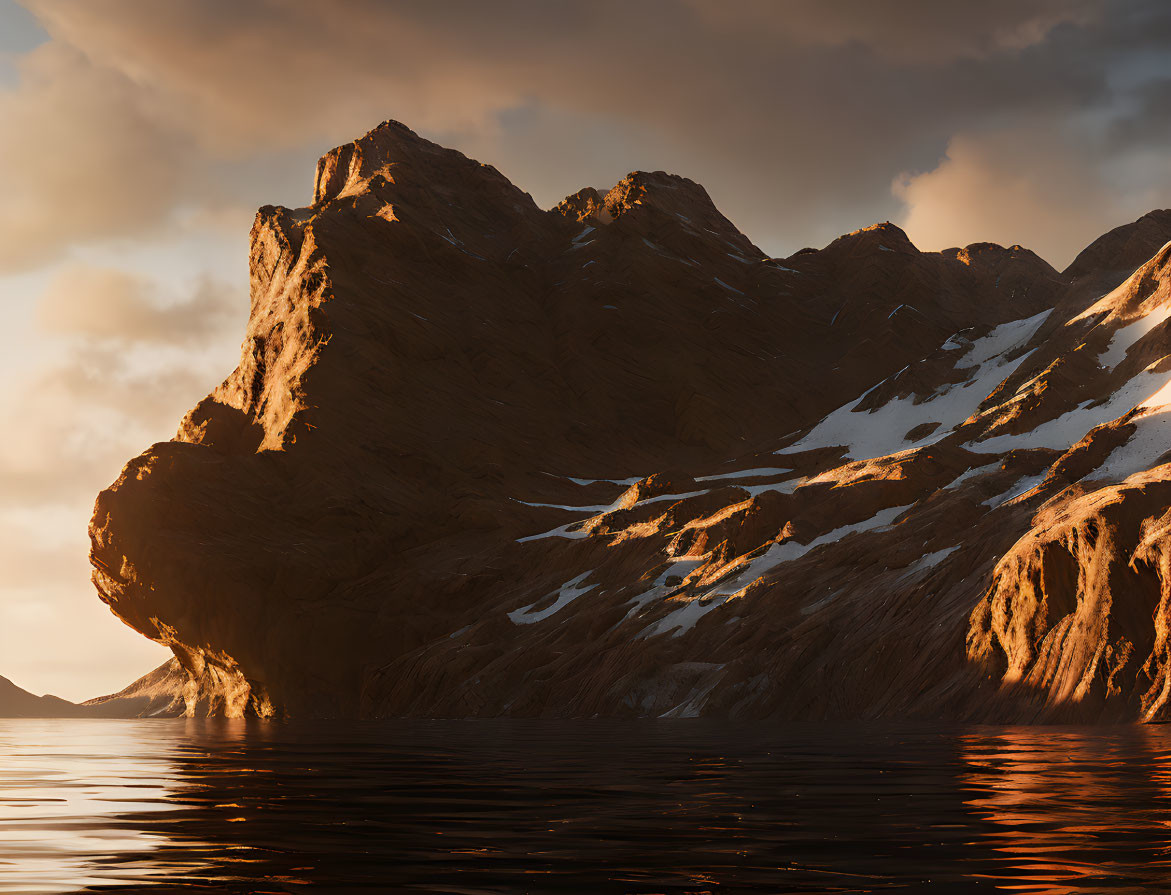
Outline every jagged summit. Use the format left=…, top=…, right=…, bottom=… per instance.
left=556, top=171, right=715, bottom=221
left=943, top=242, right=1055, bottom=273
left=89, top=119, right=1171, bottom=723
left=554, top=170, right=762, bottom=259
left=555, top=185, right=609, bottom=222
left=813, top=222, right=919, bottom=267
left=837, top=220, right=915, bottom=246
left=312, top=118, right=540, bottom=220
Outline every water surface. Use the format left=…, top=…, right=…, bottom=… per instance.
left=3, top=719, right=1171, bottom=893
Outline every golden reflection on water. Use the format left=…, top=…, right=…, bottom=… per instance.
left=0, top=719, right=205, bottom=893
left=4, top=720, right=1171, bottom=892
left=958, top=726, right=1171, bottom=895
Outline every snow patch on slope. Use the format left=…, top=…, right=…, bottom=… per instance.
left=982, top=472, right=1048, bottom=508
left=562, top=475, right=644, bottom=486
left=641, top=502, right=917, bottom=640
left=509, top=571, right=596, bottom=624
left=899, top=545, right=960, bottom=578
left=944, top=459, right=999, bottom=491
left=1092, top=413, right=1171, bottom=484
left=1090, top=381, right=1171, bottom=484
left=778, top=310, right=1050, bottom=462
left=968, top=360, right=1171, bottom=455
left=1098, top=303, right=1171, bottom=370
left=723, top=503, right=914, bottom=589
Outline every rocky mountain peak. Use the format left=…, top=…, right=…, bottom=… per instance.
left=87, top=119, right=1171, bottom=725
left=554, top=170, right=761, bottom=257
left=555, top=186, right=609, bottom=223
left=312, top=119, right=539, bottom=223
left=601, top=170, right=715, bottom=218
left=944, top=242, right=1055, bottom=274
left=825, top=221, right=917, bottom=259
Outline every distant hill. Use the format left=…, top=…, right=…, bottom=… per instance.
left=81, top=658, right=189, bottom=717
left=0, top=674, right=89, bottom=717
left=0, top=660, right=186, bottom=718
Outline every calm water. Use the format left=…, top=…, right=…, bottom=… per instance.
left=3, top=721, right=1171, bottom=893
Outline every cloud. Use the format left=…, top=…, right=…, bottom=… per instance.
left=0, top=0, right=46, bottom=54
left=7, top=276, right=239, bottom=513
left=892, top=128, right=1115, bottom=268
left=37, top=264, right=240, bottom=345
left=683, top=0, right=1103, bottom=63
left=0, top=264, right=244, bottom=506
left=0, top=344, right=230, bottom=507
left=0, top=263, right=242, bottom=696
left=7, top=0, right=1165, bottom=264
left=0, top=509, right=170, bottom=701
left=0, top=42, right=198, bottom=270
left=893, top=110, right=1171, bottom=269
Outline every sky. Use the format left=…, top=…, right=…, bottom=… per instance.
left=1, top=0, right=1171, bottom=701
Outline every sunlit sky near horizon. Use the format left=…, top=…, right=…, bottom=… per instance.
left=2, top=0, right=1171, bottom=701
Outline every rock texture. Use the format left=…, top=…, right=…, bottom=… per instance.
left=81, top=658, right=192, bottom=717
left=90, top=120, right=1171, bottom=721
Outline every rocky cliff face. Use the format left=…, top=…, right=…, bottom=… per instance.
left=90, top=120, right=1171, bottom=720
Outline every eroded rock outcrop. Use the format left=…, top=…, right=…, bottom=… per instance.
left=91, top=120, right=1171, bottom=720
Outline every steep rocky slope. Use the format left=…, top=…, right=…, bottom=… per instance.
left=80, top=658, right=191, bottom=717
left=90, top=120, right=1171, bottom=721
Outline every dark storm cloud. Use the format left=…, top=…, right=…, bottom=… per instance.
left=11, top=0, right=1171, bottom=265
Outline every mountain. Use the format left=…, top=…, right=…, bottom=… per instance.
left=80, top=658, right=191, bottom=717
left=0, top=663, right=187, bottom=718
left=1064, top=209, right=1171, bottom=284
left=89, top=120, right=1171, bottom=721
left=0, top=674, right=89, bottom=717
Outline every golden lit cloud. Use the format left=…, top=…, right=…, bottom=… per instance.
left=11, top=0, right=1162, bottom=261
left=0, top=43, right=195, bottom=270
left=38, top=264, right=239, bottom=345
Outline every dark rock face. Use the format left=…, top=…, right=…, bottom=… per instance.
left=91, top=120, right=1171, bottom=721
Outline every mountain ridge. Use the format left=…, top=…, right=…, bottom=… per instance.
left=0, top=662, right=188, bottom=718
left=88, top=119, right=1171, bottom=721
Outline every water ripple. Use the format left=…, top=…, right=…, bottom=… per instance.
left=3, top=720, right=1171, bottom=893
